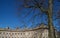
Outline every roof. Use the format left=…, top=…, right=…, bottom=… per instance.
left=39, top=23, right=48, bottom=28
left=0, top=24, right=48, bottom=32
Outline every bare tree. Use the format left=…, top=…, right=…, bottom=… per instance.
left=17, top=0, right=60, bottom=38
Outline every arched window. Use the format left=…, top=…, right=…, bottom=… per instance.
left=34, top=37, right=35, bottom=38
left=0, top=32, right=2, bottom=34
left=2, top=37, right=4, bottom=38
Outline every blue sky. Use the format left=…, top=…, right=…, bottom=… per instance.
left=0, top=0, right=60, bottom=30
left=0, top=0, right=19, bottom=29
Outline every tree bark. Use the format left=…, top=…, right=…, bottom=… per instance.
left=48, top=0, right=56, bottom=38
left=48, top=11, right=56, bottom=38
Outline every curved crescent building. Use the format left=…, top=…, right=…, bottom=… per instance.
left=0, top=24, right=57, bottom=38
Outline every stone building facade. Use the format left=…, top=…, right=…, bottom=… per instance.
left=0, top=24, right=54, bottom=38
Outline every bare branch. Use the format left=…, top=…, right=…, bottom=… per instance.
left=39, top=6, right=47, bottom=12
left=53, top=10, right=60, bottom=20
left=24, top=4, right=47, bottom=12
left=34, top=0, right=47, bottom=12
left=23, top=8, right=36, bottom=18
left=57, top=0, right=60, bottom=2
left=23, top=0, right=47, bottom=12
left=24, top=5, right=35, bottom=8
left=28, top=13, right=40, bottom=22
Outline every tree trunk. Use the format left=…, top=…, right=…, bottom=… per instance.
left=48, top=0, right=56, bottom=38
left=48, top=12, right=56, bottom=38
